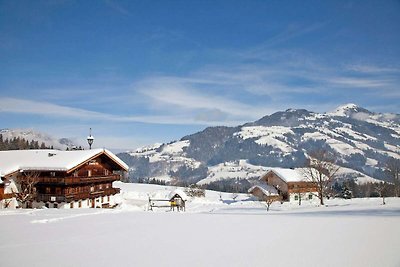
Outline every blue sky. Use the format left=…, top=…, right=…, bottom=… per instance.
left=0, top=0, right=399, bottom=150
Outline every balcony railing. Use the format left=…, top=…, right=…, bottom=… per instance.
left=36, top=188, right=120, bottom=202
left=37, top=174, right=120, bottom=185
left=0, top=193, right=15, bottom=200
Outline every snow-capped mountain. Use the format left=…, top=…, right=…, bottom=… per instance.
left=0, top=129, right=77, bottom=150
left=118, top=104, right=400, bottom=185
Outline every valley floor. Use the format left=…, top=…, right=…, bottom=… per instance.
left=1, top=182, right=399, bottom=267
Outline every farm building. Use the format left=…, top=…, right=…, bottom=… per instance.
left=248, top=184, right=280, bottom=202
left=168, top=189, right=188, bottom=211
left=250, top=168, right=318, bottom=203
left=0, top=149, right=128, bottom=209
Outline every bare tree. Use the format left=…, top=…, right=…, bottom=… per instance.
left=303, top=150, right=340, bottom=206
left=14, top=171, right=40, bottom=207
left=265, top=197, right=276, bottom=211
left=385, top=158, right=400, bottom=197
left=231, top=192, right=238, bottom=202
left=3, top=198, right=13, bottom=208
left=375, top=182, right=387, bottom=205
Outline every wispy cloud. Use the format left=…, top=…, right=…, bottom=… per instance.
left=0, top=97, right=249, bottom=126
left=238, top=23, right=326, bottom=60
left=345, top=64, right=400, bottom=74
left=104, top=0, right=131, bottom=16
left=135, top=77, right=274, bottom=120
left=328, top=77, right=393, bottom=88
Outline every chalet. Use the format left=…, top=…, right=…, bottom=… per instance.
left=249, top=168, right=318, bottom=202
left=0, top=149, right=128, bottom=209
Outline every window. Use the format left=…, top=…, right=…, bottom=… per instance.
left=308, top=194, right=313, bottom=200
left=50, top=172, right=56, bottom=177
left=45, top=187, right=51, bottom=194
left=53, top=203, right=58, bottom=208
left=107, top=196, right=110, bottom=202
left=73, top=171, right=78, bottom=177
left=45, top=203, right=50, bottom=208
left=88, top=170, right=92, bottom=177
left=87, top=199, right=90, bottom=206
left=104, top=169, right=109, bottom=176
left=99, top=184, right=103, bottom=190
left=78, top=201, right=82, bottom=208
left=101, top=196, right=104, bottom=203
left=294, top=195, right=299, bottom=201
left=70, top=202, right=74, bottom=209
left=106, top=184, right=109, bottom=189
left=90, top=186, right=94, bottom=192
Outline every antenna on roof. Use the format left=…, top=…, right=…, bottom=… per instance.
left=87, top=128, right=94, bottom=150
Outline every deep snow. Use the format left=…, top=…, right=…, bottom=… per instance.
left=1, top=182, right=399, bottom=267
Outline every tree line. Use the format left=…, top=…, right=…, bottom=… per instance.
left=0, top=134, right=52, bottom=151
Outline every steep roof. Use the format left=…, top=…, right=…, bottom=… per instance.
left=0, top=149, right=129, bottom=176
left=248, top=184, right=279, bottom=196
left=263, top=168, right=306, bottom=183
left=168, top=189, right=189, bottom=201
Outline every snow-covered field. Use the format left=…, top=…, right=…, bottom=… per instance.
left=1, top=182, right=400, bottom=267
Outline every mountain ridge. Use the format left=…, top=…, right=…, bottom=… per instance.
left=0, top=128, right=78, bottom=150
left=119, top=104, right=400, bottom=186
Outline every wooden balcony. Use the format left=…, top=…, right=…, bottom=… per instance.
left=0, top=193, right=14, bottom=200
left=37, top=174, right=120, bottom=185
left=36, top=188, right=120, bottom=202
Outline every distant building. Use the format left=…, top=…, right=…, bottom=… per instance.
left=249, top=168, right=318, bottom=203
left=248, top=184, right=280, bottom=202
left=168, top=189, right=188, bottom=211
left=0, top=149, right=128, bottom=209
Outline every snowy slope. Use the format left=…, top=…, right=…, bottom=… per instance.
left=121, top=104, right=399, bottom=185
left=1, top=182, right=400, bottom=267
left=0, top=128, right=77, bottom=150
left=196, top=160, right=269, bottom=185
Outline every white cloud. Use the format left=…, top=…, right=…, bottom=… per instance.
left=328, top=77, right=393, bottom=88
left=0, top=97, right=106, bottom=119
left=346, top=64, right=400, bottom=74
left=0, top=97, right=254, bottom=126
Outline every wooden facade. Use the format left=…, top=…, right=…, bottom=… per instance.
left=32, top=153, right=124, bottom=208
left=0, top=149, right=128, bottom=209
left=248, top=186, right=282, bottom=202
left=259, top=169, right=318, bottom=202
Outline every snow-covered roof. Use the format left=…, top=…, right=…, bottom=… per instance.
left=0, top=149, right=128, bottom=176
left=248, top=184, right=279, bottom=196
left=168, top=189, right=189, bottom=201
left=263, top=168, right=306, bottom=183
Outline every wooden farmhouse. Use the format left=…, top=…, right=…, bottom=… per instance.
left=248, top=183, right=280, bottom=202
left=0, top=148, right=128, bottom=209
left=249, top=168, right=318, bottom=203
